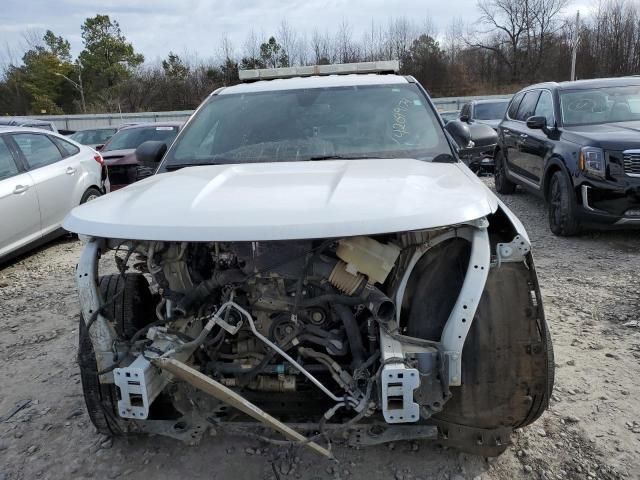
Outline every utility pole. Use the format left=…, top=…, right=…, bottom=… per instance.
left=570, top=11, right=580, bottom=81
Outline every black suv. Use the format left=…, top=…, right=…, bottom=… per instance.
left=494, top=77, right=640, bottom=235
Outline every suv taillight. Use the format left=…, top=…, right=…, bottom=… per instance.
left=94, top=153, right=104, bottom=166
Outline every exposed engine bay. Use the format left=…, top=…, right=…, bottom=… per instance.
left=76, top=216, right=552, bottom=456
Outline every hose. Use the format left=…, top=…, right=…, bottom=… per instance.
left=333, top=304, right=365, bottom=366
left=173, top=269, right=246, bottom=316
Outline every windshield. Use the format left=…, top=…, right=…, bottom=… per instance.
left=70, top=128, right=117, bottom=145
left=162, top=83, right=449, bottom=168
left=560, top=85, right=640, bottom=126
left=103, top=125, right=179, bottom=151
left=474, top=102, right=508, bottom=120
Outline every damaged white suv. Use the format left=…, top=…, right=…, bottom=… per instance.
left=64, top=61, right=553, bottom=457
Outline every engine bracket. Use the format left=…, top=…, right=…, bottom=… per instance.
left=114, top=355, right=170, bottom=419
left=495, top=234, right=531, bottom=266
left=379, top=329, right=420, bottom=423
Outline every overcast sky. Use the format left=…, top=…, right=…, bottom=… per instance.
left=0, top=0, right=586, bottom=64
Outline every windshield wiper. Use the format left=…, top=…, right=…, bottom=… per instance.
left=164, top=161, right=232, bottom=171
left=307, top=154, right=385, bottom=161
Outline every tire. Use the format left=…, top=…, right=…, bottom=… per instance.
left=80, top=187, right=102, bottom=204
left=548, top=170, right=580, bottom=236
left=520, top=321, right=554, bottom=427
left=78, top=273, right=155, bottom=436
left=494, top=150, right=516, bottom=194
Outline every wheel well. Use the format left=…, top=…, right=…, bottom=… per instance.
left=542, top=164, right=562, bottom=201
left=82, top=185, right=104, bottom=198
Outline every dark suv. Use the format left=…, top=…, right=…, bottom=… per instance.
left=495, top=77, right=640, bottom=235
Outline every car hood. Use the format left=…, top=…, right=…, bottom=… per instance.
left=563, top=121, right=640, bottom=150
left=63, top=158, right=498, bottom=241
left=475, top=119, right=501, bottom=130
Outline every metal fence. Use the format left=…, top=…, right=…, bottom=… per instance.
left=26, top=93, right=513, bottom=131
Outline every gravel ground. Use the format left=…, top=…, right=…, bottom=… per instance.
left=1, top=178, right=639, bottom=480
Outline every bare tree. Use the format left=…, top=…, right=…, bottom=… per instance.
left=335, top=20, right=360, bottom=63
left=311, top=29, right=333, bottom=64
left=278, top=19, right=299, bottom=65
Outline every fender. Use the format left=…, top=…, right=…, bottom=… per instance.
left=542, top=155, right=574, bottom=201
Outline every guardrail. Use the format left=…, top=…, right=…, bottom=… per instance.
left=25, top=93, right=513, bottom=131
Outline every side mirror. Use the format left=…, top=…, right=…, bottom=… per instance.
left=445, top=120, right=472, bottom=149
left=95, top=144, right=104, bottom=151
left=446, top=120, right=498, bottom=161
left=136, top=141, right=167, bottom=167
left=459, top=114, right=470, bottom=123
left=526, top=116, right=547, bottom=130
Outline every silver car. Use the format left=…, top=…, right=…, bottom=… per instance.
left=0, top=127, right=109, bottom=260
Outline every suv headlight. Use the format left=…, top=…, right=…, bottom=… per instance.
left=579, top=147, right=606, bottom=178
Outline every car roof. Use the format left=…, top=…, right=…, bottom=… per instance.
left=0, top=125, right=83, bottom=145
left=524, top=76, right=640, bottom=92
left=0, top=125, right=54, bottom=133
left=117, top=121, right=183, bottom=131
left=219, top=74, right=409, bottom=95
left=0, top=117, right=53, bottom=126
left=73, top=126, right=119, bottom=132
left=472, top=98, right=511, bottom=104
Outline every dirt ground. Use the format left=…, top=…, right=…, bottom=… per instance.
left=1, top=178, right=639, bottom=480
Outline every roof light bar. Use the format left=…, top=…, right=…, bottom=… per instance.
left=238, top=60, right=400, bottom=82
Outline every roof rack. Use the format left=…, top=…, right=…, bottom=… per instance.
left=238, top=60, right=400, bottom=82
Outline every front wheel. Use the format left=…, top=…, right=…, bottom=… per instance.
left=548, top=171, right=580, bottom=236
left=494, top=150, right=516, bottom=194
left=78, top=273, right=155, bottom=436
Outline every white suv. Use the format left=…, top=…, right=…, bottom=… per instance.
left=0, top=127, right=108, bottom=260
left=64, top=62, right=553, bottom=457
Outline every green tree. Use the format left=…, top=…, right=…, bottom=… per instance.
left=79, top=14, right=144, bottom=97
left=162, top=52, right=189, bottom=80
left=4, top=30, right=75, bottom=114
left=400, top=35, right=448, bottom=95
left=240, top=56, right=265, bottom=70
left=259, top=37, right=288, bottom=68
left=43, top=30, right=71, bottom=62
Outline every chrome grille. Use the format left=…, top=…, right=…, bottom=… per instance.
left=623, top=150, right=640, bottom=176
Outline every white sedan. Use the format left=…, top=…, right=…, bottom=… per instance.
left=0, top=126, right=109, bottom=261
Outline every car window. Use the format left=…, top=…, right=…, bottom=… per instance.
left=560, top=85, right=640, bottom=126
left=507, top=92, right=524, bottom=119
left=51, top=136, right=81, bottom=157
left=534, top=90, right=555, bottom=126
left=474, top=101, right=509, bottom=120
left=103, top=126, right=179, bottom=152
left=163, top=83, right=451, bottom=167
left=0, top=138, right=20, bottom=180
left=70, top=129, right=117, bottom=145
left=515, top=91, right=541, bottom=121
left=12, top=133, right=63, bottom=169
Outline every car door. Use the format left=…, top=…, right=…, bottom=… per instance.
left=0, top=135, right=41, bottom=257
left=506, top=90, right=541, bottom=179
left=11, top=132, right=78, bottom=236
left=518, top=89, right=556, bottom=184
left=500, top=92, right=525, bottom=170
